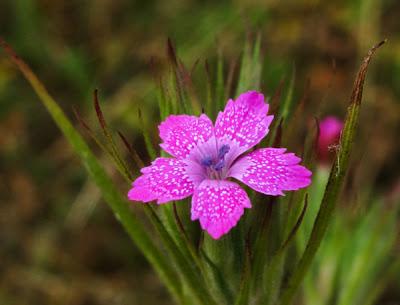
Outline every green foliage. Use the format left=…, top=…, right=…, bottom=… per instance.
left=302, top=194, right=399, bottom=305
left=2, top=32, right=398, bottom=305
left=0, top=37, right=219, bottom=305
left=279, top=40, right=387, bottom=305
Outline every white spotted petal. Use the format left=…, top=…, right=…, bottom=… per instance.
left=229, top=148, right=312, bottom=196
left=159, top=114, right=214, bottom=159
left=191, top=180, right=251, bottom=239
left=128, top=158, right=194, bottom=204
left=215, top=91, right=274, bottom=150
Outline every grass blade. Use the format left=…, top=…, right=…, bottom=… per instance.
left=117, top=131, right=145, bottom=170
left=137, top=108, right=157, bottom=160
left=144, top=205, right=220, bottom=305
left=0, top=37, right=224, bottom=305
left=0, top=37, right=185, bottom=303
left=234, top=237, right=252, bottom=305
left=279, top=66, right=295, bottom=122
left=278, top=40, right=386, bottom=305
left=279, top=195, right=308, bottom=253
left=236, top=35, right=262, bottom=96
left=215, top=51, right=225, bottom=116
left=93, top=89, right=133, bottom=181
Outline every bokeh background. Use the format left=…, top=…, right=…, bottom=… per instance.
left=0, top=0, right=399, bottom=304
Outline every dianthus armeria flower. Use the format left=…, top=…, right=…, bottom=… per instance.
left=128, top=91, right=312, bottom=239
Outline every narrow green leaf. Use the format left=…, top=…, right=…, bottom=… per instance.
left=259, top=194, right=307, bottom=305
left=205, top=60, right=214, bottom=117
left=337, top=204, right=397, bottom=305
left=201, top=235, right=235, bottom=305
left=224, top=58, right=237, bottom=104
left=93, top=89, right=133, bottom=181
left=201, top=247, right=235, bottom=305
left=2, top=38, right=226, bottom=305
left=73, top=106, right=134, bottom=182
left=167, top=38, right=191, bottom=114
left=172, top=202, right=206, bottom=273
left=0, top=37, right=184, bottom=303
left=117, top=131, right=145, bottom=170
left=137, top=108, right=157, bottom=160
left=278, top=40, right=386, bottom=305
left=235, top=40, right=251, bottom=95
left=234, top=238, right=252, bottom=305
left=73, top=107, right=115, bottom=159
left=215, top=51, right=225, bottom=116
left=179, top=61, right=202, bottom=115
left=149, top=57, right=169, bottom=120
left=295, top=166, right=329, bottom=256
left=144, top=205, right=220, bottom=305
left=270, top=77, right=285, bottom=109
left=279, top=66, right=295, bottom=122
left=158, top=81, right=167, bottom=119
left=260, top=200, right=286, bottom=305
left=158, top=203, right=205, bottom=277
left=250, top=202, right=274, bottom=290
left=279, top=195, right=308, bottom=253
left=265, top=78, right=285, bottom=147
left=236, top=35, right=262, bottom=95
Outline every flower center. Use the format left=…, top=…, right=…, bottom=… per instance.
left=200, top=144, right=230, bottom=179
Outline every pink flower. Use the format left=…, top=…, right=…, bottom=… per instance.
left=317, top=116, right=343, bottom=162
left=128, top=91, right=312, bottom=239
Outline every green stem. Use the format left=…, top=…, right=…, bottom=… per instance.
left=0, top=37, right=185, bottom=303
left=278, top=40, right=385, bottom=305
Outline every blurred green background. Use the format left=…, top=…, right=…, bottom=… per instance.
left=0, top=0, right=399, bottom=304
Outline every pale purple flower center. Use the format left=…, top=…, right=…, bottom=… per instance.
left=200, top=144, right=230, bottom=169
left=185, top=137, right=246, bottom=183
left=199, top=144, right=230, bottom=179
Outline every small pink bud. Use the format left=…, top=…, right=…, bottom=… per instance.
left=317, top=116, right=343, bottom=162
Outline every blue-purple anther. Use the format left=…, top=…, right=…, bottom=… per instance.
left=218, top=144, right=230, bottom=159
left=213, top=159, right=225, bottom=171
left=200, top=156, right=214, bottom=167
left=200, top=144, right=230, bottom=172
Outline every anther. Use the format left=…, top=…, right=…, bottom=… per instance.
left=200, top=156, right=213, bottom=167
left=218, top=144, right=230, bottom=159
left=213, top=159, right=225, bottom=171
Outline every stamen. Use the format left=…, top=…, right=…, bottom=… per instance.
left=218, top=144, right=230, bottom=159
left=213, top=159, right=225, bottom=171
left=199, top=144, right=230, bottom=178
left=200, top=156, right=213, bottom=167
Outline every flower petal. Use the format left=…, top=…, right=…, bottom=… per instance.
left=128, top=158, right=194, bottom=204
left=229, top=148, right=312, bottom=196
left=191, top=180, right=251, bottom=239
left=215, top=91, right=274, bottom=150
left=159, top=114, right=214, bottom=159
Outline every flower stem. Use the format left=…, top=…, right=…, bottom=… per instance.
left=278, top=40, right=386, bottom=305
